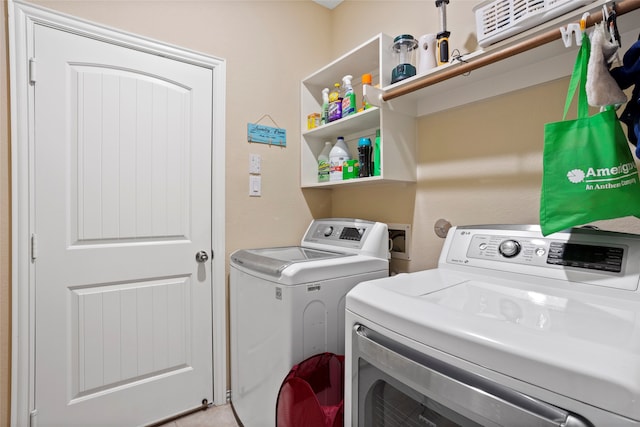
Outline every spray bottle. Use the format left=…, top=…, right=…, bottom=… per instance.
left=321, top=88, right=329, bottom=125
left=328, top=83, right=342, bottom=122
left=341, top=75, right=356, bottom=118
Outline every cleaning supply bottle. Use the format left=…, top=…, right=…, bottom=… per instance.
left=360, top=73, right=373, bottom=112
left=341, top=75, right=356, bottom=118
left=358, top=137, right=372, bottom=177
left=328, top=83, right=342, bottom=122
left=373, top=129, right=381, bottom=176
left=317, top=141, right=332, bottom=182
left=321, top=88, right=329, bottom=125
left=329, top=137, right=350, bottom=181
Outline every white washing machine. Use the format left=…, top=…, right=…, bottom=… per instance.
left=346, top=224, right=640, bottom=426
left=230, top=218, right=389, bottom=427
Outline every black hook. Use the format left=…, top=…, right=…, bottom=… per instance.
left=451, top=49, right=471, bottom=76
left=607, top=2, right=621, bottom=47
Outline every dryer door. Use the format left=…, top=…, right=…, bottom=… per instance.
left=351, top=325, right=592, bottom=427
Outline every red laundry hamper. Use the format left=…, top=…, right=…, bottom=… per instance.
left=275, top=352, right=345, bottom=427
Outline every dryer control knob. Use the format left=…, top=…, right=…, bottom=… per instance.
left=323, top=226, right=334, bottom=237
left=499, top=240, right=521, bottom=258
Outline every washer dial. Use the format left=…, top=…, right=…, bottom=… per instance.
left=499, top=239, right=521, bottom=258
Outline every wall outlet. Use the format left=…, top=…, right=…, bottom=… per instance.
left=388, top=223, right=411, bottom=260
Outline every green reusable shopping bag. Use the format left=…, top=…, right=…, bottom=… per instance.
left=540, top=33, right=640, bottom=236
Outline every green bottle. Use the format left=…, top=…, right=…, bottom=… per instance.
left=373, top=129, right=381, bottom=176
left=318, top=141, right=332, bottom=182
left=321, top=88, right=329, bottom=125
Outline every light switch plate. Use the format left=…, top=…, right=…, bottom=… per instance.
left=249, top=175, right=261, bottom=197
left=249, top=153, right=261, bottom=174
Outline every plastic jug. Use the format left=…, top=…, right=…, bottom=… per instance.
left=329, top=137, right=350, bottom=181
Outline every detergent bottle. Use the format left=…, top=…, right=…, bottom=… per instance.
left=358, top=137, right=372, bottom=177
left=373, top=129, right=381, bottom=176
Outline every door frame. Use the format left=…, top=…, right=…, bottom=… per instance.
left=8, top=1, right=227, bottom=425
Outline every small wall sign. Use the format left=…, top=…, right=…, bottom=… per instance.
left=247, top=119, right=286, bottom=147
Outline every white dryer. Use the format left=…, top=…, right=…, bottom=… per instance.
left=346, top=225, right=640, bottom=427
left=230, top=218, right=389, bottom=427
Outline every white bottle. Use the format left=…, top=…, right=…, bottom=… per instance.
left=329, top=137, right=350, bottom=181
left=318, top=141, right=332, bottom=182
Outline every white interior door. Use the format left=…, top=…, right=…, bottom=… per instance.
left=32, top=22, right=215, bottom=426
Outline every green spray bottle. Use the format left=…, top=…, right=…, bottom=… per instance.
left=321, top=88, right=329, bottom=125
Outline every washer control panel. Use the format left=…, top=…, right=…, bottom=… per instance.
left=443, top=225, right=640, bottom=291
left=309, top=222, right=367, bottom=244
left=301, top=218, right=390, bottom=259
left=466, top=233, right=625, bottom=273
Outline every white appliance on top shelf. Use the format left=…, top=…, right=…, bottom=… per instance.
left=230, top=218, right=389, bottom=427
left=346, top=224, right=640, bottom=426
left=474, top=0, right=597, bottom=47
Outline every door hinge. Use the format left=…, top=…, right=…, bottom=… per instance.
left=29, top=409, right=38, bottom=427
left=31, top=233, right=38, bottom=261
left=29, top=58, right=36, bottom=84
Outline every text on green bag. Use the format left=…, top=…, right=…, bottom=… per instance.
left=566, top=161, right=637, bottom=185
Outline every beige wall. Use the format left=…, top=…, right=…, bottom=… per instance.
left=2, top=0, right=640, bottom=424
left=333, top=79, right=569, bottom=272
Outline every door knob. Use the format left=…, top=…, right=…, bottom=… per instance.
left=195, top=251, right=209, bottom=263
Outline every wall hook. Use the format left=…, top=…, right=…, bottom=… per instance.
left=606, top=2, right=621, bottom=47
left=560, top=12, right=590, bottom=48
left=561, top=23, right=582, bottom=47
left=580, top=12, right=590, bottom=33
